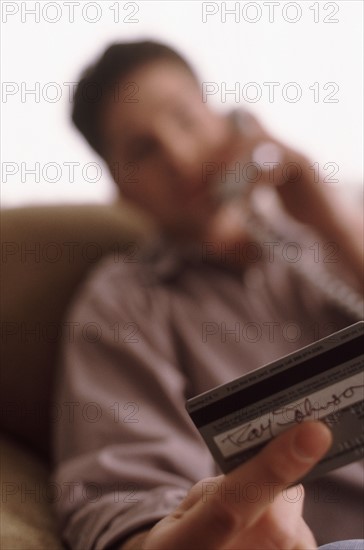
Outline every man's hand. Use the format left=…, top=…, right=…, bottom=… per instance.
left=123, top=421, right=332, bottom=550
left=205, top=110, right=363, bottom=286
left=211, top=109, right=336, bottom=227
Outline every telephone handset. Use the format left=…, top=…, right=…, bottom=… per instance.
left=214, top=108, right=363, bottom=321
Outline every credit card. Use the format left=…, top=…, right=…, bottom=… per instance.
left=186, top=322, right=364, bottom=482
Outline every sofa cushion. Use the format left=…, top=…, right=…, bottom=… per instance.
left=0, top=434, right=65, bottom=549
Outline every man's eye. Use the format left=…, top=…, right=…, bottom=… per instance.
left=129, top=138, right=156, bottom=160
left=173, top=107, right=197, bottom=130
left=179, top=116, right=195, bottom=130
left=181, top=114, right=197, bottom=131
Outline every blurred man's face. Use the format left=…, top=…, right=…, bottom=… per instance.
left=101, top=60, right=234, bottom=239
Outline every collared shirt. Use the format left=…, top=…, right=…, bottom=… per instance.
left=52, top=212, right=363, bottom=550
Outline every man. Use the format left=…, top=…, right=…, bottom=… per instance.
left=52, top=41, right=363, bottom=549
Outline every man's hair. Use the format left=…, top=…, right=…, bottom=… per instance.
left=72, top=40, right=197, bottom=157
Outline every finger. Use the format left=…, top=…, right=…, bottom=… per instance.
left=252, top=489, right=311, bottom=550
left=227, top=489, right=304, bottom=550
left=175, top=476, right=220, bottom=514
left=199, top=421, right=331, bottom=536
left=224, top=421, right=332, bottom=529
left=292, top=516, right=317, bottom=550
left=163, top=422, right=331, bottom=549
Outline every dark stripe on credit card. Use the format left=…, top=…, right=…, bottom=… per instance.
left=189, top=334, right=364, bottom=428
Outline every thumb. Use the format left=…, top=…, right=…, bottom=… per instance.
left=223, top=420, right=333, bottom=530
left=172, top=422, right=331, bottom=548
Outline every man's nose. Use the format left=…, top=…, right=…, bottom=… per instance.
left=155, top=123, right=206, bottom=186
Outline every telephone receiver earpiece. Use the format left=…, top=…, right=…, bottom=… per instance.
left=214, top=109, right=285, bottom=205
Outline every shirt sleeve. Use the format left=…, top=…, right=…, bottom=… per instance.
left=51, top=255, right=215, bottom=550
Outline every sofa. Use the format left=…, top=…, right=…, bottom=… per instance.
left=0, top=203, right=150, bottom=549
